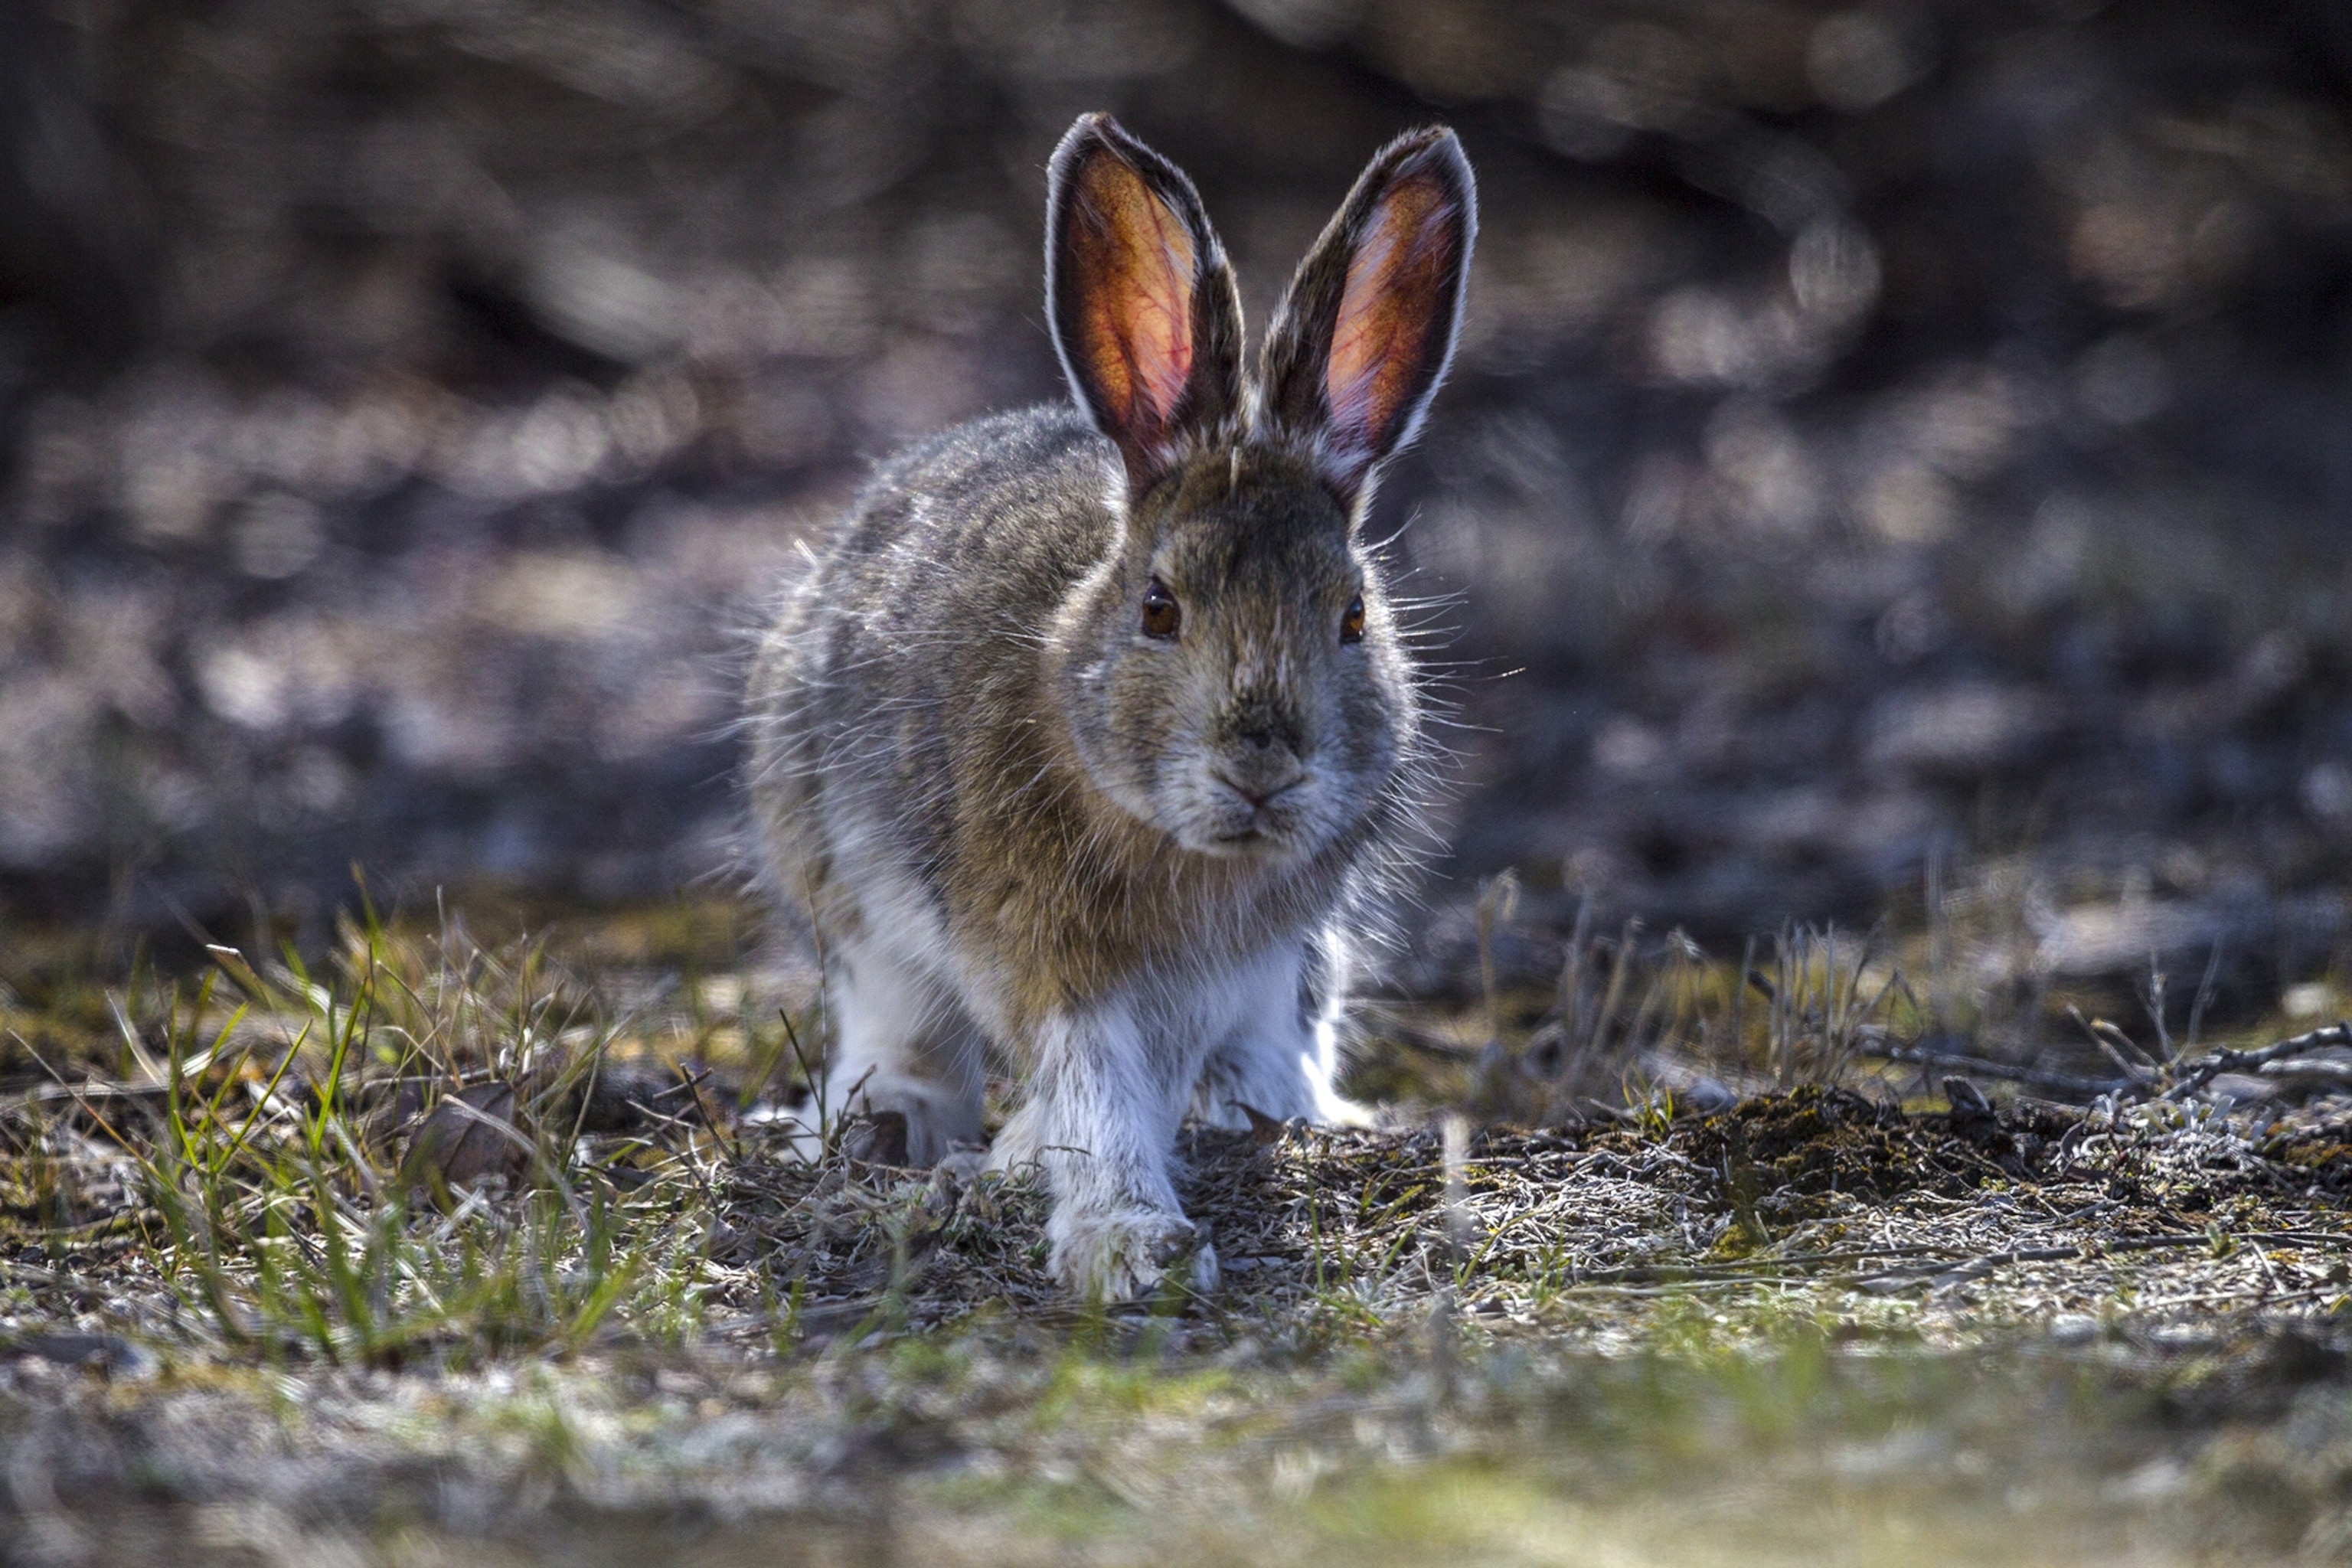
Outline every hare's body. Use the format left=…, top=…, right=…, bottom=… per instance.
left=747, top=408, right=1392, bottom=1272
left=745, top=114, right=1475, bottom=1295
left=750, top=407, right=1393, bottom=1017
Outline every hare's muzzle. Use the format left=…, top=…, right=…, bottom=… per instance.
left=1213, top=734, right=1306, bottom=808
left=1198, top=730, right=1314, bottom=851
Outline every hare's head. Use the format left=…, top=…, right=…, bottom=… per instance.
left=1043, top=114, right=1475, bottom=863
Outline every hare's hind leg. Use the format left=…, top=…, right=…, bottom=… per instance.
left=814, top=936, right=985, bottom=1165
left=1191, top=940, right=1371, bottom=1131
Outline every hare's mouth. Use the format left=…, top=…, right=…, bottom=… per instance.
left=1184, top=777, right=1313, bottom=858
left=1183, top=812, right=1316, bottom=861
left=1196, top=826, right=1291, bottom=860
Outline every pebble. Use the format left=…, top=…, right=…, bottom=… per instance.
left=2048, top=1313, right=2100, bottom=1345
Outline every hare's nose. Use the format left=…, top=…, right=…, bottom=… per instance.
left=1217, top=733, right=1307, bottom=807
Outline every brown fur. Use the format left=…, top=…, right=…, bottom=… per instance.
left=743, top=115, right=1475, bottom=1295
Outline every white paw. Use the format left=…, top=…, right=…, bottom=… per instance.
left=1051, top=1209, right=1219, bottom=1300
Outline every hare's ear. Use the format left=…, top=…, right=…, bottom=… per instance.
left=1047, top=113, right=1243, bottom=495
left=1260, top=127, right=1476, bottom=509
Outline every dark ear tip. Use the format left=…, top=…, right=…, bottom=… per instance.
left=1048, top=114, right=1218, bottom=252
left=1054, top=112, right=1138, bottom=165
left=1383, top=125, right=1475, bottom=192
left=1049, top=113, right=1120, bottom=178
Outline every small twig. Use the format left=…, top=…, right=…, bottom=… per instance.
left=0, top=1259, right=113, bottom=1308
left=2155, top=1021, right=2352, bottom=1102
left=2184, top=940, right=2224, bottom=1053
left=1864, top=1230, right=2347, bottom=1277
left=2145, top=952, right=2174, bottom=1062
left=1573, top=1230, right=2352, bottom=1287
left=1475, top=870, right=1518, bottom=1053
left=1857, top=1038, right=2123, bottom=1098
left=14, top=1081, right=176, bottom=1105
left=1564, top=1275, right=1834, bottom=1296
left=1577, top=1241, right=1962, bottom=1283
left=675, top=1062, right=736, bottom=1159
left=2068, top=1007, right=2158, bottom=1082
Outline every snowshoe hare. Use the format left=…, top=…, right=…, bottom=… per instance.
left=746, top=113, right=1475, bottom=1298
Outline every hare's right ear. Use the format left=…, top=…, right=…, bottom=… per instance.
left=1047, top=114, right=1244, bottom=495
left=1260, top=127, right=1476, bottom=511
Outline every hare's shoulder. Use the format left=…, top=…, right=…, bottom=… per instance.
left=837, top=406, right=1117, bottom=592
left=874, top=403, right=1103, bottom=500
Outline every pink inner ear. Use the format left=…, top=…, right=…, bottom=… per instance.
left=1070, top=152, right=1197, bottom=436
left=1325, top=173, right=1456, bottom=462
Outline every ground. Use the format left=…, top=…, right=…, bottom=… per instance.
left=8, top=2, right=2352, bottom=1560
left=3, top=896, right=2350, bottom=1566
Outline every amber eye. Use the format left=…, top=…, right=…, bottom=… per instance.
left=1141, top=577, right=1181, bottom=640
left=1341, top=593, right=1366, bottom=643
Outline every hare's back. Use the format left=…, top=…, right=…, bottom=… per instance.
left=749, top=403, right=1113, bottom=770
left=835, top=404, right=1116, bottom=617
left=766, top=403, right=1114, bottom=672
left=746, top=405, right=1113, bottom=903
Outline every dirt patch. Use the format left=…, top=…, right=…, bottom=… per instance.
left=692, top=1089, right=2352, bottom=1351
left=1670, top=1088, right=2017, bottom=1213
left=4, top=908, right=2350, bottom=1565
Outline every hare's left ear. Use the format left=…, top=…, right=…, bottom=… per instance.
left=1047, top=113, right=1245, bottom=496
left=1259, top=127, right=1476, bottom=510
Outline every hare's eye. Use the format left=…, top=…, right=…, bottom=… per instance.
left=1341, top=593, right=1366, bottom=643
left=1141, top=577, right=1181, bottom=640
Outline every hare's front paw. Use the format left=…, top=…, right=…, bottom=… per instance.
left=1051, top=1209, right=1220, bottom=1300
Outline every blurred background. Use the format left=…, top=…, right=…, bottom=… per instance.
left=4, top=0, right=2352, bottom=1015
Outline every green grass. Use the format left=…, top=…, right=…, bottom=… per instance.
left=2, top=894, right=2350, bottom=1564
left=4, top=899, right=745, bottom=1370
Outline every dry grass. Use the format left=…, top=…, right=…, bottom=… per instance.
left=3, top=895, right=2351, bottom=1564
left=703, top=1087, right=2352, bottom=1360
